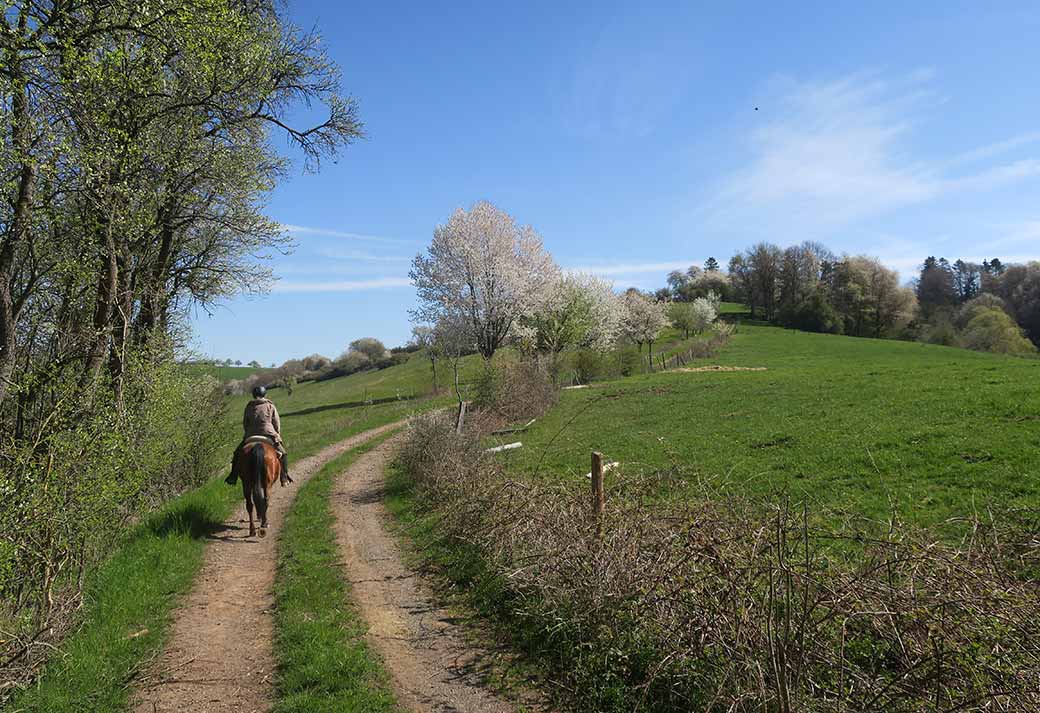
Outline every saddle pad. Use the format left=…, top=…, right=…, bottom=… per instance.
left=243, top=435, right=275, bottom=447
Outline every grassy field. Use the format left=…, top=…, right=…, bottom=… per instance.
left=495, top=322, right=1040, bottom=534
left=185, top=363, right=258, bottom=381
left=274, top=433, right=400, bottom=713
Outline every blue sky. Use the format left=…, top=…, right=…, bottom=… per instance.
left=191, top=1, right=1040, bottom=365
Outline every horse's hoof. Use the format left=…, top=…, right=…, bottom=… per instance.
left=258, top=527, right=267, bottom=538
left=249, top=529, right=256, bottom=538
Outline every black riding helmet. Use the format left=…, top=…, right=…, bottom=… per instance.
left=252, top=385, right=267, bottom=399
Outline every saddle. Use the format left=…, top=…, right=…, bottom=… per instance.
left=242, top=435, right=275, bottom=448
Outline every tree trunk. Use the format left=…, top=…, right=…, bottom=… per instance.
left=0, top=18, right=35, bottom=409
left=81, top=216, right=118, bottom=392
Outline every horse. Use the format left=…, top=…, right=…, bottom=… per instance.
left=238, top=438, right=282, bottom=538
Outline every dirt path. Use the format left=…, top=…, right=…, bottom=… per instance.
left=132, top=421, right=403, bottom=713
left=331, top=438, right=533, bottom=713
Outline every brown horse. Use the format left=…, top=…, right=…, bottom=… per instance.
left=239, top=440, right=282, bottom=538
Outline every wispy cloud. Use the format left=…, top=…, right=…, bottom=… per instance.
left=281, top=224, right=412, bottom=244
left=314, top=247, right=411, bottom=263
left=949, top=131, right=1040, bottom=166
left=565, top=260, right=696, bottom=276
left=706, top=72, right=1040, bottom=231
left=273, top=277, right=412, bottom=293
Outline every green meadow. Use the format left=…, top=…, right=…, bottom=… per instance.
left=495, top=322, right=1040, bottom=534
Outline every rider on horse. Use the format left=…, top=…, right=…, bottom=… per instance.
left=226, top=385, right=292, bottom=486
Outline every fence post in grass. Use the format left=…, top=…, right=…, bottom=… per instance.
left=591, top=451, right=605, bottom=537
left=455, top=400, right=468, bottom=434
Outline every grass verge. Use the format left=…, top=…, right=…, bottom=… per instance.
left=8, top=477, right=239, bottom=712
left=383, top=464, right=553, bottom=710
left=272, top=433, right=400, bottom=713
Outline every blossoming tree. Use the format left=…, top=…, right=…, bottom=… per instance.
left=621, top=290, right=670, bottom=364
left=520, top=273, right=623, bottom=380
left=410, top=201, right=559, bottom=360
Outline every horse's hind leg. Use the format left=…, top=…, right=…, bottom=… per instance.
left=243, top=480, right=256, bottom=537
left=258, top=485, right=269, bottom=537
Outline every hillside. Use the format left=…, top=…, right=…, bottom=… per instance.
left=236, top=315, right=1040, bottom=535
left=492, top=322, right=1040, bottom=535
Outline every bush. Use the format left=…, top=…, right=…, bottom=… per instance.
left=778, top=291, right=843, bottom=334
left=348, top=337, right=387, bottom=361
left=396, top=418, right=1040, bottom=712
left=918, top=317, right=959, bottom=346
left=472, top=357, right=557, bottom=425
left=616, top=346, right=643, bottom=376
left=0, top=347, right=225, bottom=688
left=960, top=307, right=1037, bottom=354
left=571, top=349, right=606, bottom=385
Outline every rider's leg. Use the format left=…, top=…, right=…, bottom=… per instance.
left=279, top=449, right=292, bottom=485
left=225, top=444, right=242, bottom=485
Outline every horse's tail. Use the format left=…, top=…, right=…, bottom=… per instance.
left=251, top=444, right=267, bottom=512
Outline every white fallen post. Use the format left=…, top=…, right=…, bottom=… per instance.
left=484, top=442, right=523, bottom=454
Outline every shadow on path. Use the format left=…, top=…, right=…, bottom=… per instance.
left=147, top=504, right=230, bottom=540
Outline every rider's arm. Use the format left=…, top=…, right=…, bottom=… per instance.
left=272, top=405, right=281, bottom=434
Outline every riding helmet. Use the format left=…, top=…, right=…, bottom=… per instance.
left=252, top=385, right=267, bottom=398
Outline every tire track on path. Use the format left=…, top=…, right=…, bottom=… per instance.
left=132, top=420, right=403, bottom=713
left=331, top=437, right=542, bottom=713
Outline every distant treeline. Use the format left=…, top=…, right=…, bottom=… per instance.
left=222, top=338, right=421, bottom=396
left=653, top=245, right=1037, bottom=355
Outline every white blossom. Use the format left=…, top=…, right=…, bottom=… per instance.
left=689, top=297, right=718, bottom=333
left=410, top=201, right=559, bottom=359
left=525, top=273, right=623, bottom=356
left=621, top=290, right=669, bottom=350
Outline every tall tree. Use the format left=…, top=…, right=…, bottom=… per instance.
left=410, top=201, right=559, bottom=360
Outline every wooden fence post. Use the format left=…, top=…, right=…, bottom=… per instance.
left=455, top=400, right=468, bottom=434
left=591, top=451, right=605, bottom=536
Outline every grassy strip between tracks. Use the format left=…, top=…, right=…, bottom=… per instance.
left=272, top=431, right=400, bottom=713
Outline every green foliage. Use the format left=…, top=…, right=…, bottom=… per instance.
left=273, top=438, right=399, bottom=713
left=961, top=307, right=1037, bottom=355
left=777, top=289, right=843, bottom=333
left=615, top=346, right=643, bottom=376
left=348, top=338, right=388, bottom=362
left=0, top=349, right=224, bottom=635
left=8, top=476, right=239, bottom=712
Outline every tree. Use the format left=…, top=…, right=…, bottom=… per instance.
left=433, top=315, right=474, bottom=406
left=960, top=308, right=1036, bottom=355
left=248, top=361, right=262, bottom=369
left=749, top=243, right=783, bottom=320
left=410, top=325, right=439, bottom=392
left=728, top=254, right=754, bottom=315
left=666, top=270, right=688, bottom=297
left=349, top=337, right=387, bottom=362
left=0, top=0, right=361, bottom=646
left=234, top=360, right=242, bottom=366
left=916, top=256, right=957, bottom=318
left=669, top=298, right=716, bottom=339
left=668, top=302, right=696, bottom=339
left=704, top=256, right=720, bottom=272
left=521, top=274, right=622, bottom=381
left=952, top=260, right=980, bottom=303
left=410, top=201, right=559, bottom=360
left=301, top=354, right=331, bottom=372
left=622, top=291, right=669, bottom=367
